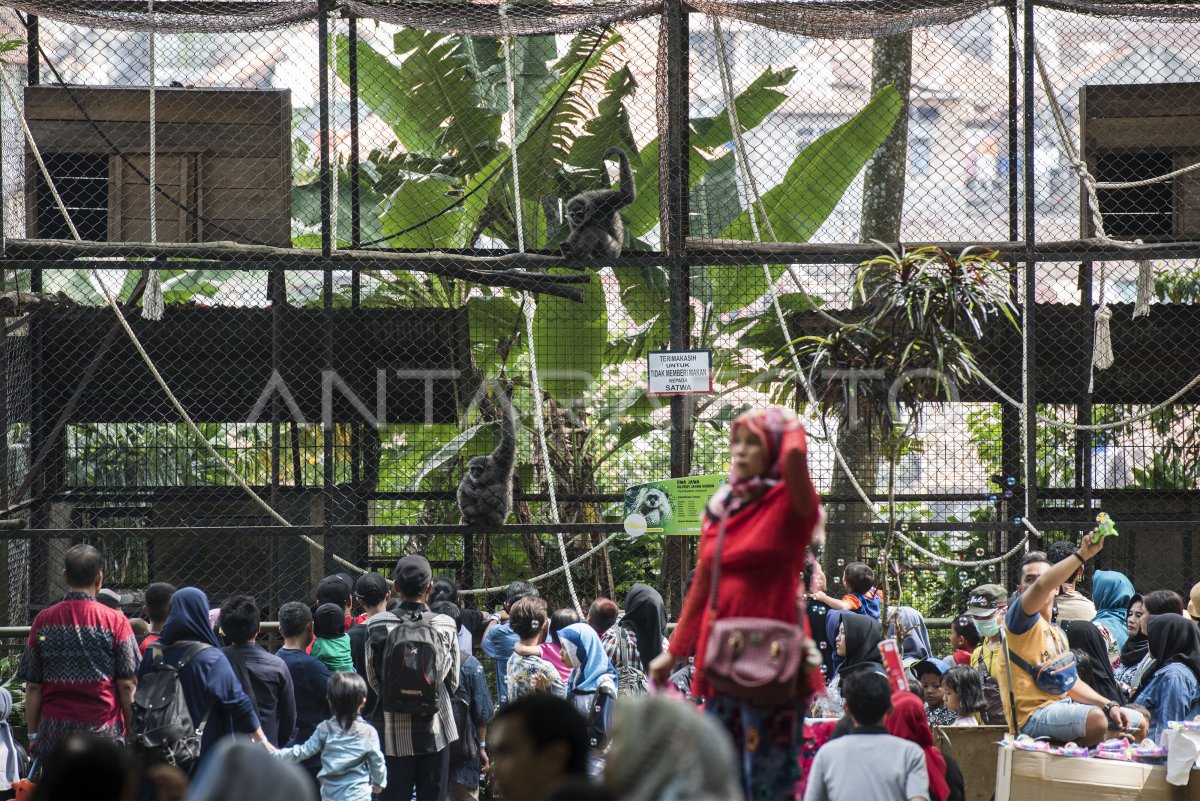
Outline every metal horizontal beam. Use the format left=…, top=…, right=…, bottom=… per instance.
left=18, top=237, right=1200, bottom=270
left=11, top=518, right=1199, bottom=541
left=40, top=487, right=624, bottom=504
left=687, top=237, right=1200, bottom=265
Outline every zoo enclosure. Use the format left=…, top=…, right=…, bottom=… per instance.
left=0, top=0, right=1199, bottom=623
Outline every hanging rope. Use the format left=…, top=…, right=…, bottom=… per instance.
left=329, top=24, right=339, bottom=251
left=501, top=4, right=526, bottom=253
left=143, top=0, right=163, bottom=321
left=498, top=15, right=582, bottom=613
left=459, top=530, right=623, bottom=597
left=521, top=293, right=584, bottom=614
left=0, top=66, right=362, bottom=574
left=710, top=14, right=847, bottom=331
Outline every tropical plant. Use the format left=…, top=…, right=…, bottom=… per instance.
left=288, top=29, right=909, bottom=601
left=790, top=246, right=1017, bottom=442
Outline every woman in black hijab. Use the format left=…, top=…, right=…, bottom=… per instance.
left=620, top=584, right=668, bottom=673
left=1139, top=614, right=1200, bottom=740
left=829, top=611, right=883, bottom=680
left=1061, top=620, right=1126, bottom=705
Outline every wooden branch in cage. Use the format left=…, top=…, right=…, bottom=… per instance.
left=0, top=239, right=625, bottom=301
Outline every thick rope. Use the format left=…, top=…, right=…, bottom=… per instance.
left=144, top=0, right=163, bottom=321
left=329, top=25, right=338, bottom=251
left=974, top=369, right=1200, bottom=431
left=500, top=5, right=526, bottom=253
left=459, top=530, right=623, bottom=597
left=499, top=14, right=583, bottom=613
left=0, top=67, right=363, bottom=574
left=521, top=293, right=584, bottom=614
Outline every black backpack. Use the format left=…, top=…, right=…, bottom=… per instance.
left=379, top=608, right=440, bottom=716
left=131, top=642, right=211, bottom=767
left=448, top=679, right=478, bottom=765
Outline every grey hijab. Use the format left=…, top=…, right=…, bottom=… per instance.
left=0, top=688, right=17, bottom=790
left=887, top=606, right=933, bottom=662
left=604, top=695, right=742, bottom=801
left=187, top=738, right=317, bottom=801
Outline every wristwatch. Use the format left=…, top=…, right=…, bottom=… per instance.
left=478, top=741, right=487, bottom=749
left=1102, top=702, right=1119, bottom=718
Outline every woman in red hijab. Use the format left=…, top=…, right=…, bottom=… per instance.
left=649, top=406, right=822, bottom=800
left=886, top=692, right=957, bottom=801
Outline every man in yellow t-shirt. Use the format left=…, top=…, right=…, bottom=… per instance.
left=998, top=533, right=1147, bottom=744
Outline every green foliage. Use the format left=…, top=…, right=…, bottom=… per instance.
left=1154, top=264, right=1200, bottom=304
left=795, top=247, right=1017, bottom=439
left=1130, top=451, right=1197, bottom=490
left=693, top=85, right=905, bottom=312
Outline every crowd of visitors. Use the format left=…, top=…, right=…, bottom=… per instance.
left=11, top=405, right=1200, bottom=801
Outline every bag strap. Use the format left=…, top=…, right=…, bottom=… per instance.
left=222, top=645, right=259, bottom=710
left=706, top=518, right=727, bottom=626
left=999, top=630, right=1021, bottom=737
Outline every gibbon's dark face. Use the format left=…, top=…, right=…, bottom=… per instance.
left=644, top=493, right=660, bottom=508
left=567, top=199, right=587, bottom=227
left=467, top=456, right=488, bottom=479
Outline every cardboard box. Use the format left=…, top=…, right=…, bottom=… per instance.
left=936, top=725, right=1006, bottom=801
left=996, top=748, right=1200, bottom=801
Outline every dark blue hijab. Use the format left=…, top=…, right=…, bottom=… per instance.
left=158, top=587, right=220, bottom=647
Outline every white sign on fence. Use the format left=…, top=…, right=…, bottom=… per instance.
left=647, top=350, right=713, bottom=396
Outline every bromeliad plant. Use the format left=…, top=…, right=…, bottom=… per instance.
left=797, top=245, right=1017, bottom=438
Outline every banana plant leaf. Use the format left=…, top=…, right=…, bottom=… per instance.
left=693, top=84, right=903, bottom=313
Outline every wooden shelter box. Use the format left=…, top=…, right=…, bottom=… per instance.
left=24, top=85, right=291, bottom=246
left=1083, top=82, right=1200, bottom=241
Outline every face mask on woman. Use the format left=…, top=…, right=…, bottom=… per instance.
left=975, top=616, right=1001, bottom=638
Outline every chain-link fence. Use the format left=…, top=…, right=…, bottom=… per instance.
left=1, top=0, right=1199, bottom=627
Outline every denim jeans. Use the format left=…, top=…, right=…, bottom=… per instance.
left=1021, top=698, right=1145, bottom=742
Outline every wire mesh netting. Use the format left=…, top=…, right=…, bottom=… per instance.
left=1, top=0, right=1200, bottom=628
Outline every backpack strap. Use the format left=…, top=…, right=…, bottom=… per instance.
left=170, top=643, right=215, bottom=733
left=175, top=642, right=212, bottom=670
left=222, top=645, right=259, bottom=710
left=146, top=641, right=210, bottom=671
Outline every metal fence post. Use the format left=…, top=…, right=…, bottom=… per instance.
left=663, top=0, right=692, bottom=612
left=1022, top=0, right=1039, bottom=538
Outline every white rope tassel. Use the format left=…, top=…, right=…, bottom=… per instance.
left=1093, top=303, right=1114, bottom=370
left=143, top=270, right=164, bottom=321
left=1134, top=258, right=1154, bottom=319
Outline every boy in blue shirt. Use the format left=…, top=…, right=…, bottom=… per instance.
left=813, top=561, right=881, bottom=620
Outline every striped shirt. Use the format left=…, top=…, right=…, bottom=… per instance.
left=364, top=603, right=459, bottom=756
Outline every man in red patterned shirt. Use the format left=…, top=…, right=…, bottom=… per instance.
left=18, top=544, right=140, bottom=758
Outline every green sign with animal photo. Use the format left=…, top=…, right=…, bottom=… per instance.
left=622, top=475, right=725, bottom=537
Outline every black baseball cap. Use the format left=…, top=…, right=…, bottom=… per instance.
left=355, top=572, right=390, bottom=605
left=967, top=584, right=1008, bottom=617
left=314, top=602, right=346, bottom=639
left=395, top=555, right=433, bottom=595
left=316, top=574, right=352, bottom=606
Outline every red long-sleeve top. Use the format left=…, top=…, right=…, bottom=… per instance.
left=668, top=427, right=821, bottom=699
